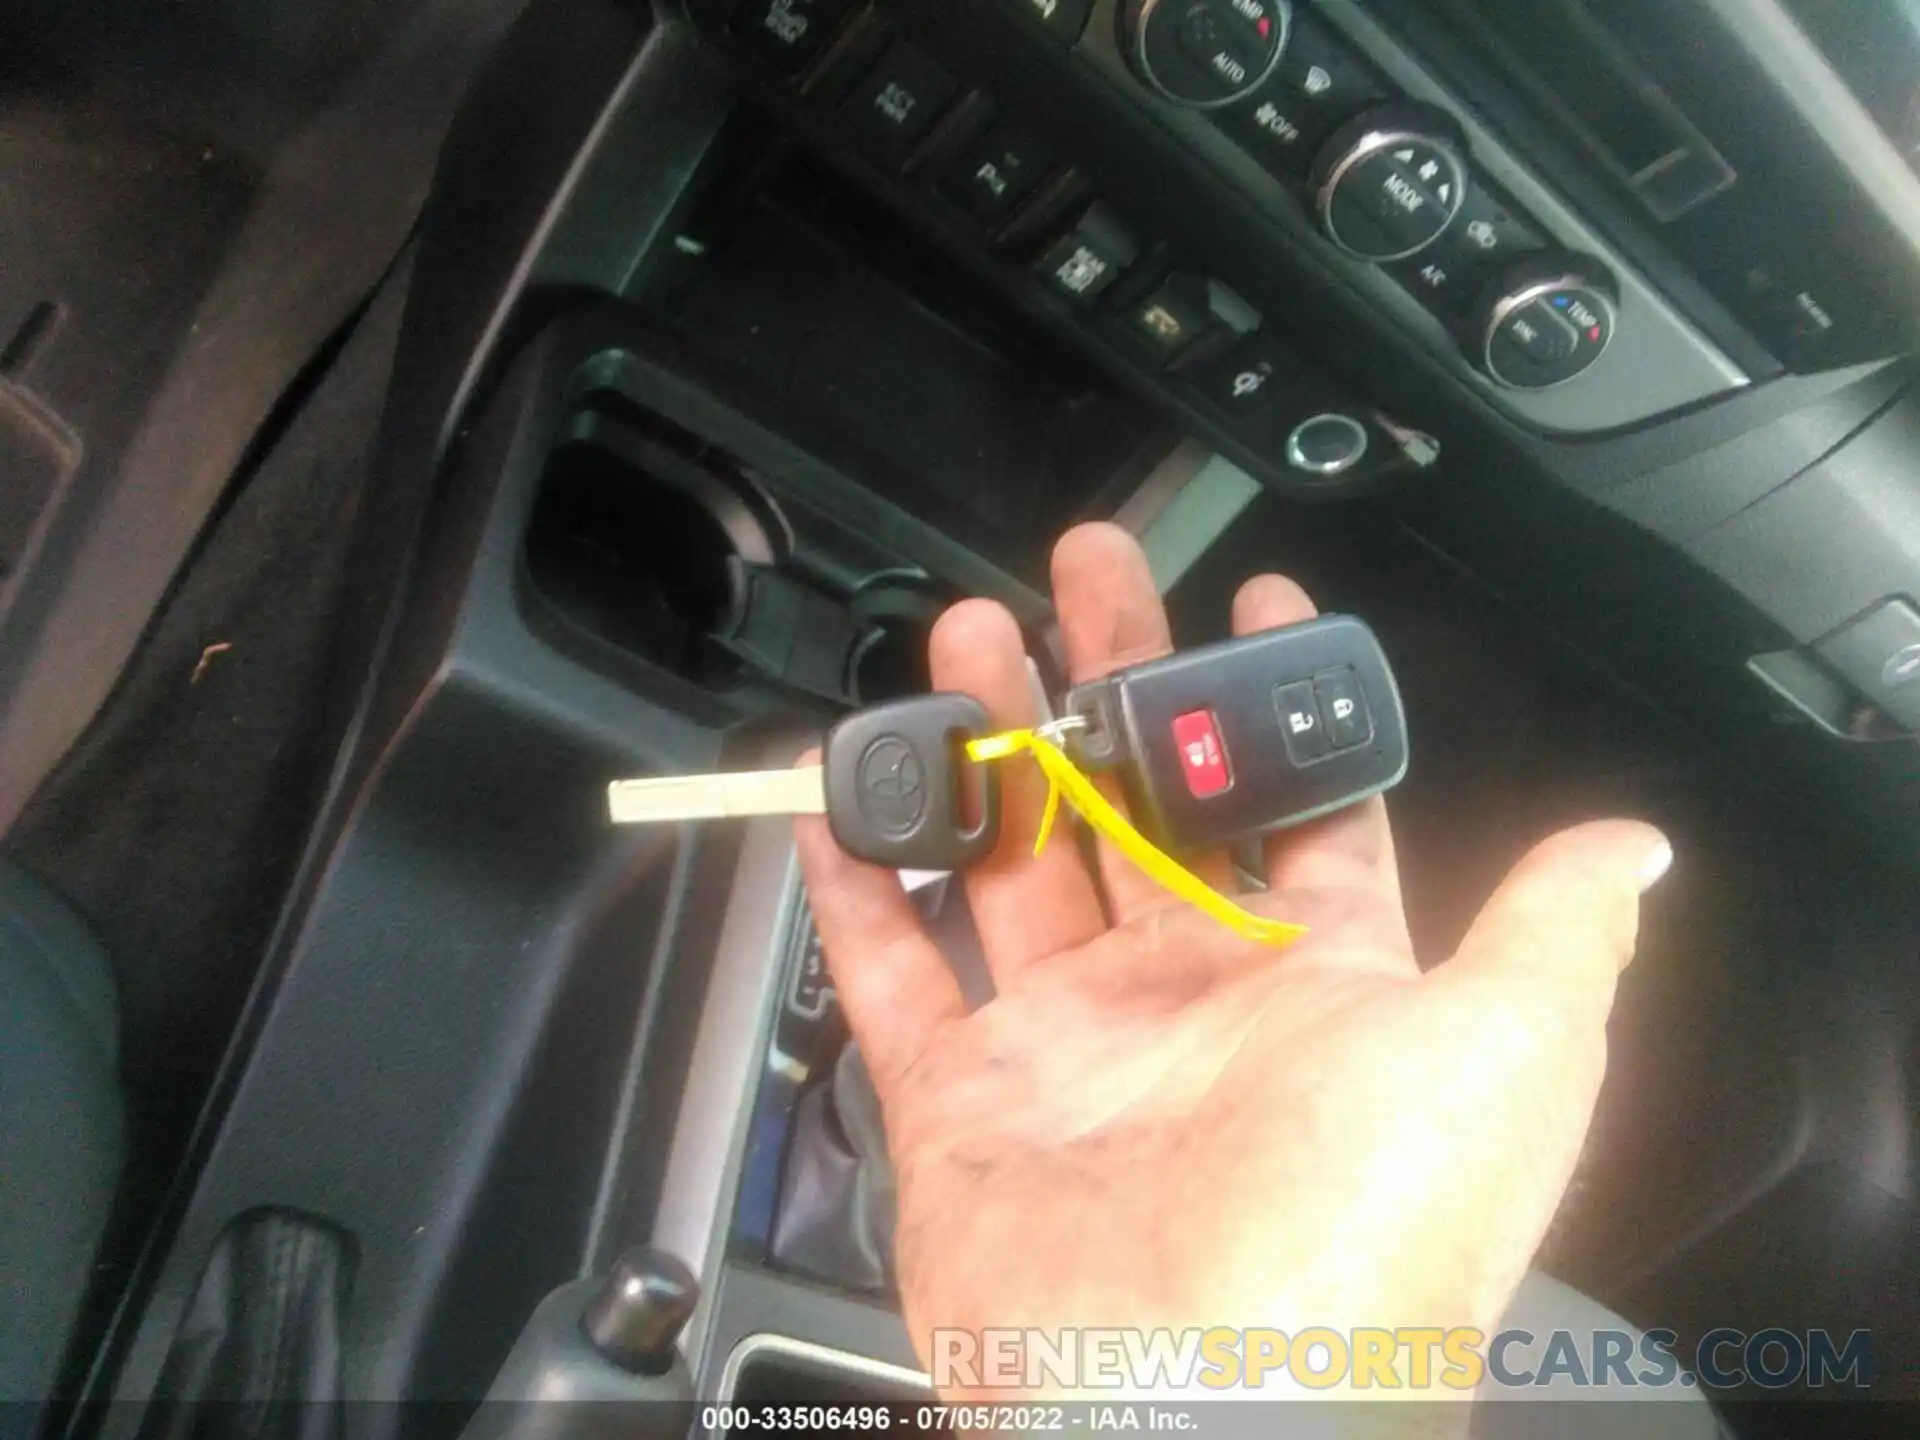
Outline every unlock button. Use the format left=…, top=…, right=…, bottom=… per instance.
left=1276, top=681, right=1332, bottom=764
left=1314, top=668, right=1373, bottom=750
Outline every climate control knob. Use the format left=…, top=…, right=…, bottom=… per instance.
left=1125, top=0, right=1290, bottom=108
left=1312, top=106, right=1468, bottom=261
left=1473, top=256, right=1618, bottom=389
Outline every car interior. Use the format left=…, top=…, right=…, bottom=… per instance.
left=3, top=0, right=1919, bottom=1436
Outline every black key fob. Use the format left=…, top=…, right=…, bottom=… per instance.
left=823, top=694, right=1001, bottom=869
left=1063, top=615, right=1409, bottom=855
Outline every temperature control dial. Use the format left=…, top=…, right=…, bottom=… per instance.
left=1312, top=106, right=1467, bottom=261
left=1126, top=0, right=1290, bottom=108
left=1474, top=257, right=1618, bottom=389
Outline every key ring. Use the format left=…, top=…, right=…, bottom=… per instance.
left=964, top=723, right=1308, bottom=949
left=1032, top=714, right=1089, bottom=747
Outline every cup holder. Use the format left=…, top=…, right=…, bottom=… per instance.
left=523, top=413, right=777, bottom=683
left=847, top=581, right=945, bottom=705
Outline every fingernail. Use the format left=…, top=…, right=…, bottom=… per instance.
left=1639, top=839, right=1675, bottom=893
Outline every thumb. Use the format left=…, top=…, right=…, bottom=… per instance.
left=1443, top=820, right=1672, bottom=1018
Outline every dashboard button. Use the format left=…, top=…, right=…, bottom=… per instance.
left=1442, top=183, right=1545, bottom=273
left=1271, top=11, right=1385, bottom=145
left=943, top=120, right=1055, bottom=222
left=732, top=0, right=860, bottom=73
left=1338, top=149, right=1452, bottom=250
left=1036, top=202, right=1141, bottom=305
left=1178, top=6, right=1267, bottom=87
left=1004, top=0, right=1094, bottom=45
left=1127, top=0, right=1288, bottom=108
left=1398, top=184, right=1546, bottom=319
left=1390, top=250, right=1474, bottom=319
left=843, top=42, right=962, bottom=169
left=1125, top=273, right=1221, bottom=362
left=1500, top=302, right=1581, bottom=366
left=1189, top=333, right=1296, bottom=416
left=1217, top=12, right=1384, bottom=178
left=1313, top=107, right=1468, bottom=260
left=1223, top=91, right=1313, bottom=176
left=1286, top=413, right=1370, bottom=476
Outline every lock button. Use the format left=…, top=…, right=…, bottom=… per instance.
left=1314, top=668, right=1373, bottom=750
left=1275, top=681, right=1332, bottom=764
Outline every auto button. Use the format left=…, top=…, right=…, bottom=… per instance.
left=1218, top=8, right=1386, bottom=177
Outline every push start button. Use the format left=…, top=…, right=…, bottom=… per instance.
left=1171, top=708, right=1234, bottom=797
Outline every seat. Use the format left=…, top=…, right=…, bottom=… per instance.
left=0, top=862, right=126, bottom=1408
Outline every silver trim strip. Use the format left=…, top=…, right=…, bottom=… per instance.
left=715, top=1334, right=933, bottom=1406
left=1108, top=437, right=1215, bottom=534
left=1124, top=450, right=1265, bottom=590
left=652, top=807, right=808, bottom=1368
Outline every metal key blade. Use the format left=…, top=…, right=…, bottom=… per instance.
left=608, top=766, right=826, bottom=825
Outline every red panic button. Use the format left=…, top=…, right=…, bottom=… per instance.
left=1171, top=709, right=1234, bottom=798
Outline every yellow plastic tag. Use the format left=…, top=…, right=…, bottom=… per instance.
left=966, top=729, right=1309, bottom=949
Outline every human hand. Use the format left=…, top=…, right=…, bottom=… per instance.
left=792, top=523, right=1671, bottom=1399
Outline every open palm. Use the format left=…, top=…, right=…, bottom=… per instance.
left=794, top=524, right=1669, bottom=1398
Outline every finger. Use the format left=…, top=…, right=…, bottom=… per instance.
left=1437, top=820, right=1673, bottom=1022
left=1233, top=574, right=1406, bottom=915
left=929, top=599, right=1106, bottom=980
left=1051, top=523, right=1237, bottom=917
left=793, top=762, right=967, bottom=1099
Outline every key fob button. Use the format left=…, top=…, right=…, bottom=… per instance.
left=1171, top=708, right=1234, bottom=798
left=1275, top=681, right=1333, bottom=764
left=1313, top=667, right=1373, bottom=750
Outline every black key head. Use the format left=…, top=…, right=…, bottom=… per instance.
left=822, top=694, right=1001, bottom=869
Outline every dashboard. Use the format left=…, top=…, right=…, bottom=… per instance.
left=663, top=0, right=1748, bottom=506
left=680, top=0, right=1919, bottom=472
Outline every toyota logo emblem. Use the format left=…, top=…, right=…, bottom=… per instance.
left=856, top=736, right=928, bottom=836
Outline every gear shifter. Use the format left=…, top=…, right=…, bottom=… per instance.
left=769, top=1043, right=897, bottom=1293
left=767, top=877, right=994, bottom=1292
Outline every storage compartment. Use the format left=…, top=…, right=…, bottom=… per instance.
left=635, top=117, right=1175, bottom=576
